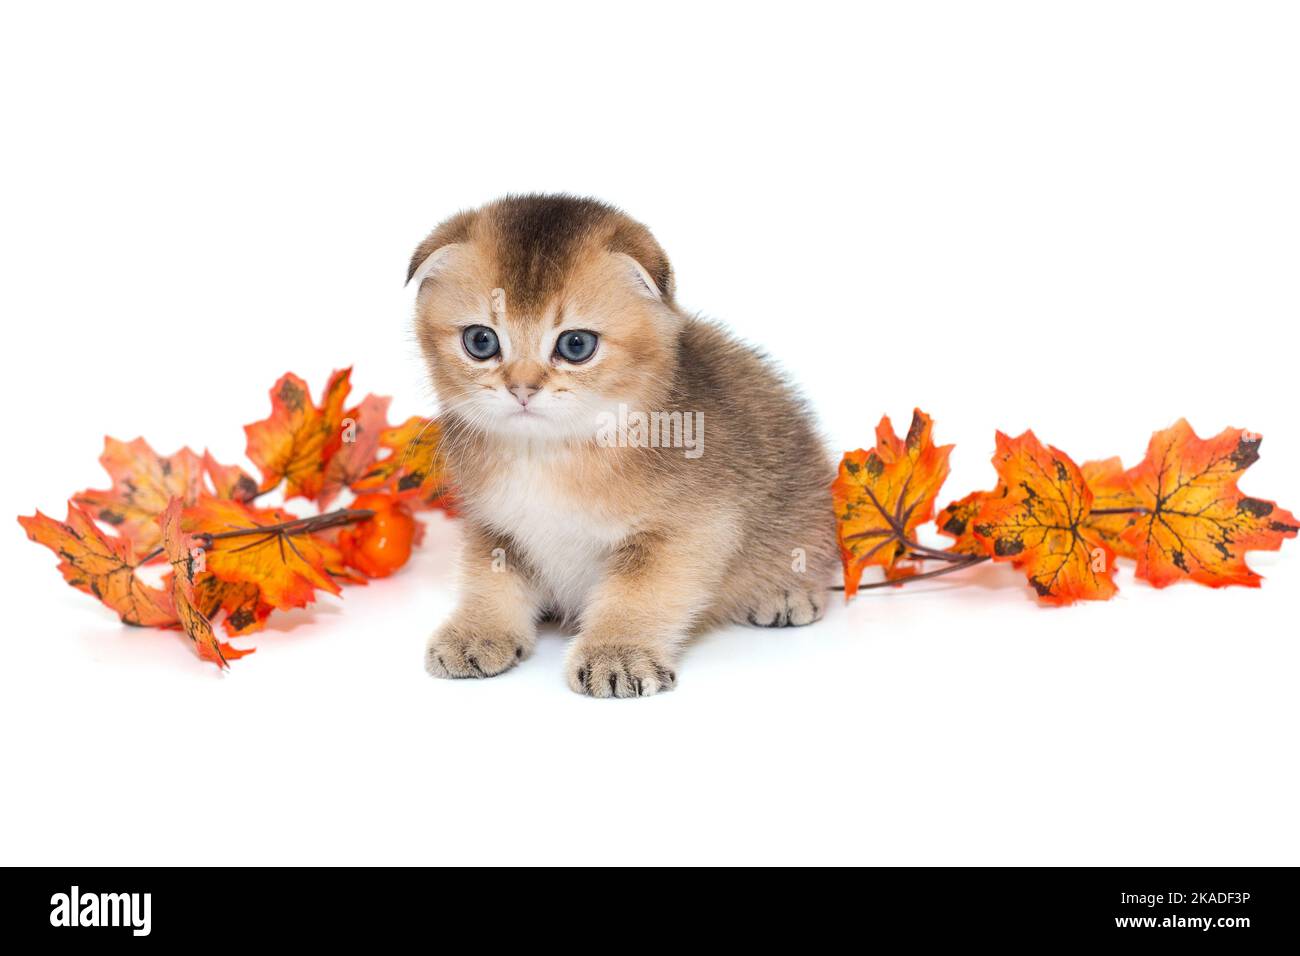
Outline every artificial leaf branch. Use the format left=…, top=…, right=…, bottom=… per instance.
left=20, top=367, right=446, bottom=667
left=834, top=410, right=1297, bottom=604
left=135, top=506, right=377, bottom=565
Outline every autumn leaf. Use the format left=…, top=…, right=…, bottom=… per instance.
left=1122, top=420, right=1299, bottom=588
left=354, top=415, right=450, bottom=507
left=182, top=496, right=344, bottom=610
left=18, top=505, right=175, bottom=626
left=192, top=575, right=273, bottom=637
left=202, top=450, right=260, bottom=502
left=832, top=409, right=953, bottom=597
left=72, top=437, right=204, bottom=561
left=883, top=560, right=923, bottom=583
left=159, top=498, right=252, bottom=668
left=973, top=431, right=1117, bottom=605
left=244, top=368, right=352, bottom=500
left=1080, top=457, right=1142, bottom=559
left=935, top=487, right=1003, bottom=556
left=873, top=410, right=935, bottom=465
left=317, top=393, right=393, bottom=509
left=317, top=533, right=370, bottom=586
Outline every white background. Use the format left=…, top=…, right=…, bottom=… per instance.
left=2, top=1, right=1297, bottom=865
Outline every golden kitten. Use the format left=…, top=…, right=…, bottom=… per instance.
left=410, top=195, right=836, bottom=697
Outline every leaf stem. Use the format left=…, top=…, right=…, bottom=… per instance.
left=853, top=555, right=990, bottom=590
left=903, top=549, right=975, bottom=564
left=904, top=542, right=970, bottom=562
left=196, top=508, right=375, bottom=545
left=134, top=507, right=375, bottom=565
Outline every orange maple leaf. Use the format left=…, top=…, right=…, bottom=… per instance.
left=192, top=575, right=273, bottom=637
left=244, top=369, right=352, bottom=500
left=159, top=498, right=253, bottom=668
left=882, top=560, right=923, bottom=583
left=1080, top=457, right=1142, bottom=560
left=182, top=496, right=343, bottom=610
left=317, top=393, right=393, bottom=509
left=831, top=409, right=953, bottom=597
left=972, top=431, right=1118, bottom=605
left=72, top=437, right=204, bottom=561
left=935, top=487, right=1003, bottom=556
left=353, top=415, right=451, bottom=507
left=202, top=449, right=260, bottom=502
left=18, top=505, right=176, bottom=626
left=1122, top=420, right=1299, bottom=588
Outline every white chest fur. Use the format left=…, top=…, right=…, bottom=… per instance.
left=465, top=454, right=630, bottom=614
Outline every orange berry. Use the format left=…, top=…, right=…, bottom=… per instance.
left=340, top=493, right=416, bottom=577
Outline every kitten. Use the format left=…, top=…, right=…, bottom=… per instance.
left=410, top=195, right=837, bottom=697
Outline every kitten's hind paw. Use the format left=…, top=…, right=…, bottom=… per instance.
left=745, top=589, right=825, bottom=627
left=426, top=620, right=530, bottom=679
left=565, top=639, right=676, bottom=698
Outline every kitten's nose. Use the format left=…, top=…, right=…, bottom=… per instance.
left=510, top=384, right=539, bottom=406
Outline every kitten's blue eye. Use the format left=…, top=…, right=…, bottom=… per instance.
left=462, top=325, right=500, bottom=360
left=555, top=330, right=598, bottom=363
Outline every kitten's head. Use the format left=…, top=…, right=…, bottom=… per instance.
left=409, top=195, right=682, bottom=443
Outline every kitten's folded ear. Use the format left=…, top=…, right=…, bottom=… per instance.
left=406, top=209, right=477, bottom=287
left=614, top=252, right=666, bottom=301
left=407, top=242, right=461, bottom=288
left=608, top=221, right=675, bottom=302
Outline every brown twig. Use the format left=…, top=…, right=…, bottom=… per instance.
left=856, top=555, right=990, bottom=589
left=135, top=507, right=375, bottom=565
left=832, top=554, right=990, bottom=591
left=195, top=508, right=375, bottom=544
left=903, top=549, right=970, bottom=563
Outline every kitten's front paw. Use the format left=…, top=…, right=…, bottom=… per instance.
left=426, top=620, right=529, bottom=679
left=746, top=589, right=826, bottom=627
left=565, top=639, right=676, bottom=698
